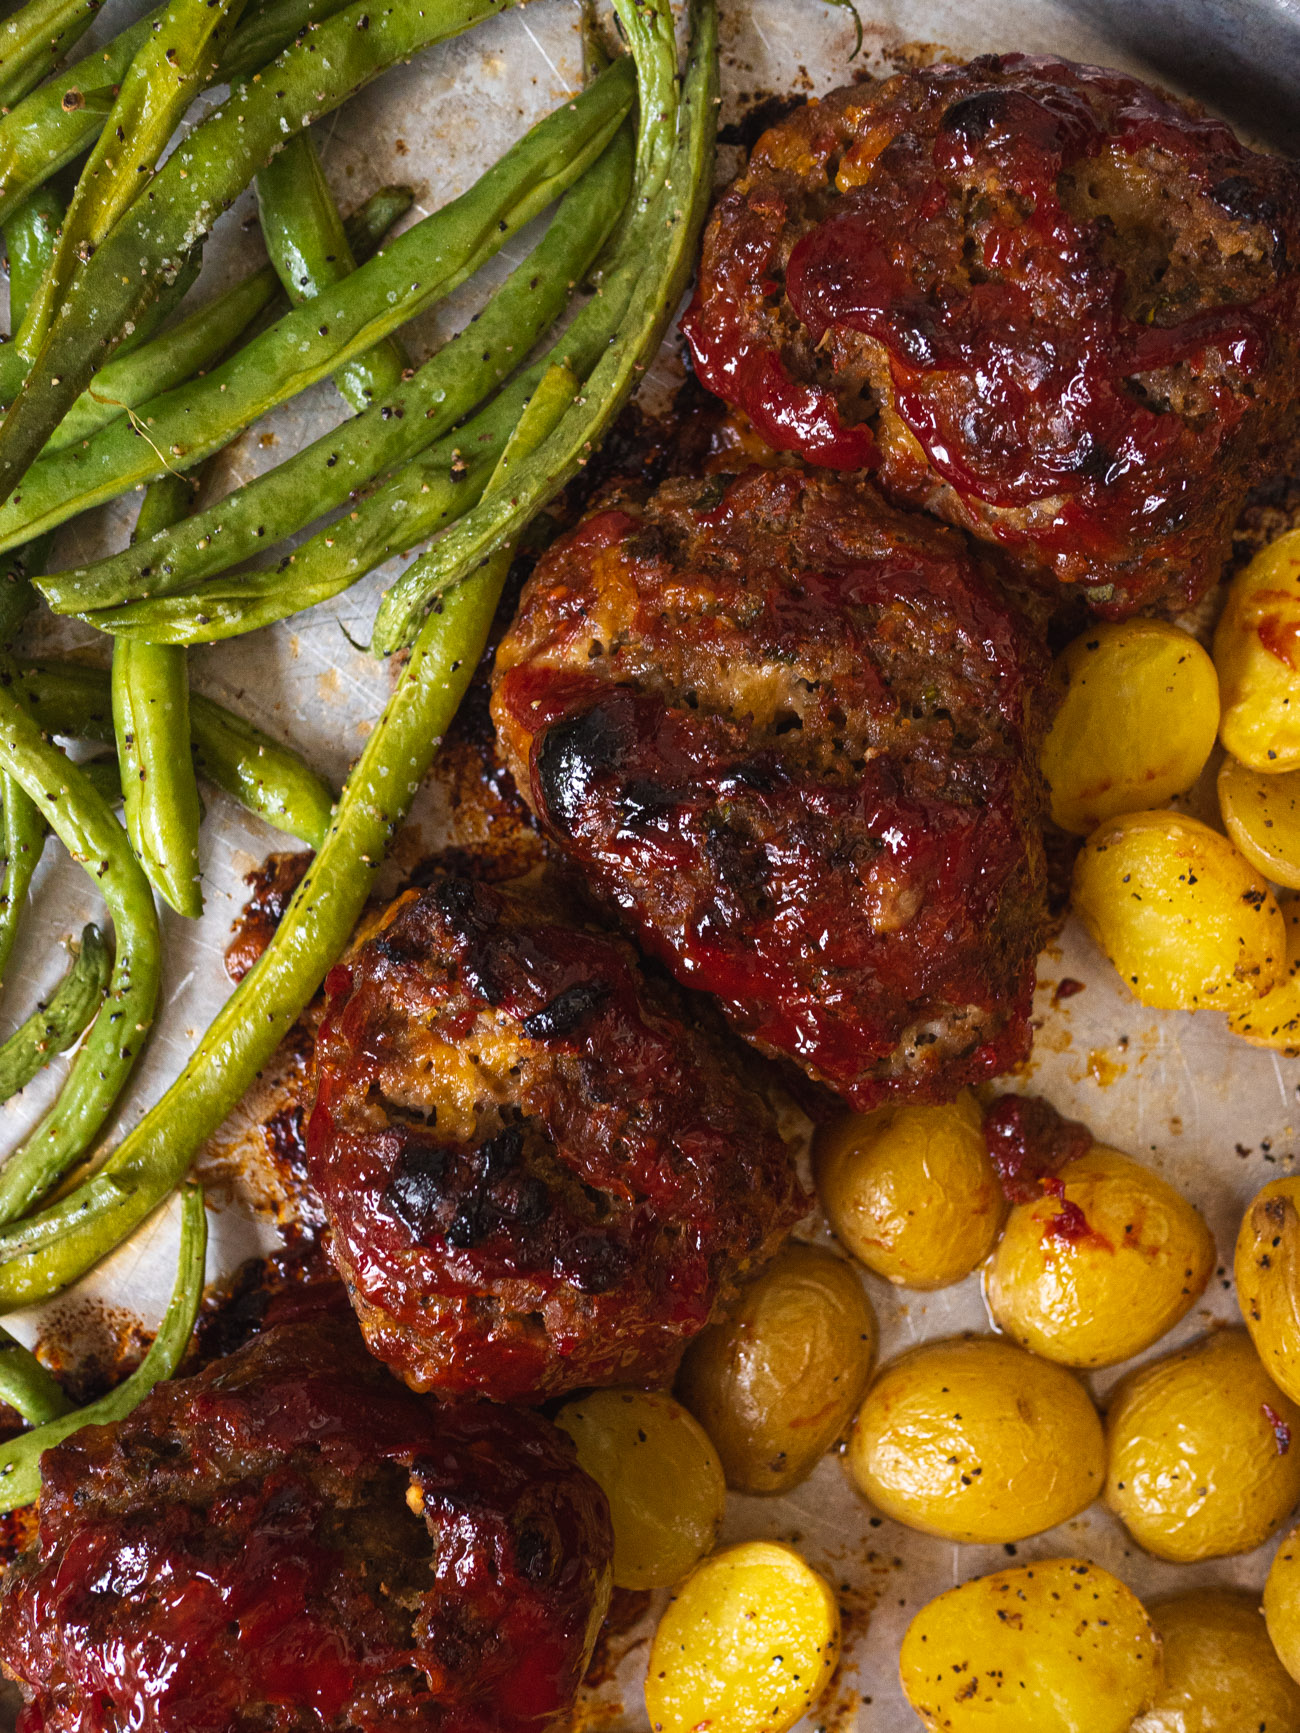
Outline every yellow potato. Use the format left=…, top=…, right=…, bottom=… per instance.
left=899, top=1556, right=1162, bottom=1733
left=1267, top=1524, right=1300, bottom=1687
left=1072, top=809, right=1285, bottom=1010
left=1105, top=1328, right=1300, bottom=1562
left=813, top=1092, right=1004, bottom=1290
left=677, top=1244, right=876, bottom=1495
left=1220, top=758, right=1300, bottom=889
left=554, top=1388, right=726, bottom=1591
left=1215, top=528, right=1300, bottom=773
left=1041, top=620, right=1219, bottom=834
left=645, top=1541, right=840, bottom=1733
left=985, top=1145, right=1214, bottom=1368
left=1236, top=1176, right=1300, bottom=1406
left=846, top=1334, right=1104, bottom=1543
left=1134, top=1587, right=1300, bottom=1733
left=1227, top=897, right=1300, bottom=1053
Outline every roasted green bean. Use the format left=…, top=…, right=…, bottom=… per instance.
left=0, top=662, right=161, bottom=1226
left=0, top=61, right=633, bottom=548
left=46, top=185, right=411, bottom=457
left=0, top=922, right=111, bottom=1104
left=0, top=0, right=530, bottom=495
left=47, top=133, right=630, bottom=615
left=0, top=769, right=42, bottom=985
left=13, top=660, right=335, bottom=847
left=113, top=475, right=204, bottom=917
left=0, top=0, right=710, bottom=1309
left=0, top=1182, right=205, bottom=1510
left=0, top=0, right=365, bottom=232
left=373, top=0, right=718, bottom=651
left=0, top=0, right=98, bottom=114
left=0, top=1324, right=71, bottom=1423
left=257, top=130, right=406, bottom=414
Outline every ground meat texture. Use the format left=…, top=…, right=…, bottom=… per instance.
left=490, top=465, right=1050, bottom=1109
left=307, top=873, right=802, bottom=1403
left=0, top=1320, right=612, bottom=1733
left=681, top=56, right=1300, bottom=617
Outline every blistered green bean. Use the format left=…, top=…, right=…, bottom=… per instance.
left=0, top=922, right=111, bottom=1104
left=0, top=1182, right=205, bottom=1509
left=0, top=61, right=633, bottom=549
left=0, top=0, right=98, bottom=113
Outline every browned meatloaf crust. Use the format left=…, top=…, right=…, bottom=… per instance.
left=307, top=872, right=802, bottom=1403
left=491, top=463, right=1051, bottom=1110
left=0, top=1318, right=612, bottom=1733
left=682, top=54, right=1300, bottom=617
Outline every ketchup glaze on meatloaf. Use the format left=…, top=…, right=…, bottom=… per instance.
left=0, top=1318, right=612, bottom=1733
left=682, top=55, right=1300, bottom=616
left=307, top=871, right=802, bottom=1403
left=491, top=464, right=1051, bottom=1111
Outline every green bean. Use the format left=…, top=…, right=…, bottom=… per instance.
left=47, top=134, right=630, bottom=615
left=0, top=0, right=531, bottom=495
left=113, top=475, right=204, bottom=917
left=78, top=752, right=121, bottom=806
left=45, top=184, right=411, bottom=457
left=0, top=921, right=111, bottom=1104
left=372, top=0, right=718, bottom=652
left=0, top=0, right=364, bottom=233
left=0, top=61, right=633, bottom=549
left=0, top=0, right=709, bottom=1310
left=0, top=1324, right=71, bottom=1423
left=0, top=769, right=42, bottom=984
left=0, top=0, right=98, bottom=114
left=13, top=660, right=335, bottom=847
left=257, top=129, right=406, bottom=414
left=2, top=0, right=252, bottom=402
left=0, top=1181, right=205, bottom=1510
left=0, top=660, right=160, bottom=1226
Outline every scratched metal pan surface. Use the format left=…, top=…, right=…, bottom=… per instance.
left=0, top=1, right=1297, bottom=1728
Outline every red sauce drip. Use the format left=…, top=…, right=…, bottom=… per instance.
left=983, top=1093, right=1093, bottom=1204
left=1257, top=614, right=1300, bottom=672
left=1264, top=1400, right=1293, bottom=1456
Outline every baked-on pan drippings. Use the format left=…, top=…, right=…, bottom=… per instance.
left=683, top=54, right=1300, bottom=616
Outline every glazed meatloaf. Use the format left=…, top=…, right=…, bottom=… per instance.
left=0, top=1318, right=612, bottom=1733
left=682, top=54, right=1300, bottom=616
left=491, top=463, right=1050, bottom=1109
left=307, top=871, right=802, bottom=1403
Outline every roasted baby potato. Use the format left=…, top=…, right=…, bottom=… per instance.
left=1267, top=1525, right=1300, bottom=1688
left=846, top=1335, right=1105, bottom=1543
left=813, top=1093, right=1005, bottom=1290
left=1227, top=897, right=1300, bottom=1053
left=899, top=1556, right=1162, bottom=1733
left=554, top=1389, right=726, bottom=1591
left=1220, top=759, right=1300, bottom=889
left=677, top=1244, right=876, bottom=1495
left=1072, top=809, right=1285, bottom=1010
left=1134, top=1587, right=1300, bottom=1733
left=1215, top=528, right=1300, bottom=773
left=1041, top=620, right=1219, bottom=835
left=1105, top=1328, right=1300, bottom=1561
left=985, top=1145, right=1214, bottom=1368
left=645, top=1541, right=840, bottom=1733
left=1236, top=1176, right=1300, bottom=1404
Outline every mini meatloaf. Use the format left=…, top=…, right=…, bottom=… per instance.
left=682, top=55, right=1300, bottom=617
left=491, top=464, right=1050, bottom=1109
left=307, top=872, right=802, bottom=1403
left=0, top=1319, right=612, bottom=1733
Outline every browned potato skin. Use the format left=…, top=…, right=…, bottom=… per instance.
left=1105, top=1329, right=1300, bottom=1562
left=985, top=1146, right=1214, bottom=1368
left=677, top=1244, right=876, bottom=1496
left=814, top=1093, right=1005, bottom=1290
left=847, top=1335, right=1105, bottom=1544
left=1134, top=1587, right=1300, bottom=1733
left=1236, top=1177, right=1300, bottom=1406
left=899, top=1556, right=1163, bottom=1733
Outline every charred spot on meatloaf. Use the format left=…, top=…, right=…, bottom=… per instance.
left=306, top=872, right=803, bottom=1404
left=0, top=1318, right=612, bottom=1733
left=682, top=54, right=1300, bottom=616
left=490, top=463, right=1051, bottom=1111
